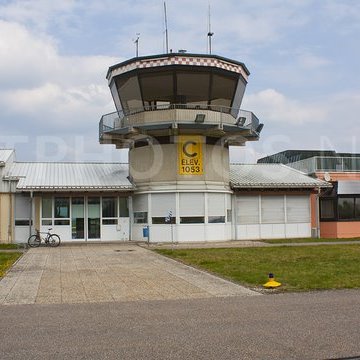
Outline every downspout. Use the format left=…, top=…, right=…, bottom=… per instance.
left=316, top=186, right=321, bottom=238
left=233, top=193, right=238, bottom=240
left=29, top=191, right=34, bottom=238
left=128, top=195, right=133, bottom=241
left=8, top=181, right=13, bottom=243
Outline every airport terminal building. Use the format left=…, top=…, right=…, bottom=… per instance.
left=0, top=53, right=331, bottom=244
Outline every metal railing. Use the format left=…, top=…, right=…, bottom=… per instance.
left=289, top=156, right=360, bottom=174
left=99, top=104, right=260, bottom=139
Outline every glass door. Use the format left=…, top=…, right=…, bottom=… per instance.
left=87, top=197, right=101, bottom=239
left=71, top=197, right=85, bottom=240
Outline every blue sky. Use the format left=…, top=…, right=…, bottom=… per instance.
left=1, top=0, right=360, bottom=162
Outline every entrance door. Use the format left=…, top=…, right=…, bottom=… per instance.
left=71, top=197, right=85, bottom=240
left=87, top=197, right=101, bottom=240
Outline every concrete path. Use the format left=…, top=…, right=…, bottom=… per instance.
left=0, top=244, right=258, bottom=305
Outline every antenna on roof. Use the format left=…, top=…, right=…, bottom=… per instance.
left=164, top=2, right=169, bottom=53
left=207, top=3, right=214, bottom=54
left=133, top=33, right=140, bottom=57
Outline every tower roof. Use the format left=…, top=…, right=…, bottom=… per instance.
left=107, top=53, right=250, bottom=83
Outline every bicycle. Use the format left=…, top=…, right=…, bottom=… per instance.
left=27, top=228, right=61, bottom=248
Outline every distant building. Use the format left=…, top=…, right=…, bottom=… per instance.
left=259, top=150, right=360, bottom=238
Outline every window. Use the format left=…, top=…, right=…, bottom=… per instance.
left=102, top=219, right=118, bottom=225
left=321, top=196, right=360, bottom=221
left=55, top=219, right=70, bottom=225
left=102, top=197, right=117, bottom=218
left=140, top=71, right=174, bottom=107
left=152, top=217, right=176, bottom=224
left=15, top=220, right=33, bottom=226
left=210, top=73, right=237, bottom=111
left=117, top=75, right=143, bottom=113
left=54, top=197, right=70, bottom=218
left=320, top=198, right=336, bottom=220
left=338, top=197, right=355, bottom=220
left=208, top=216, right=225, bottom=223
left=355, top=198, right=360, bottom=218
left=180, top=217, right=204, bottom=224
left=119, top=198, right=129, bottom=217
left=226, top=209, right=232, bottom=223
left=42, top=197, right=52, bottom=218
left=134, top=212, right=148, bottom=224
left=176, top=72, right=210, bottom=106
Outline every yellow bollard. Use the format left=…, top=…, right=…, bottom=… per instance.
left=263, top=273, right=281, bottom=288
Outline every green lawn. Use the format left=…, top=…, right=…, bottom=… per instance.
left=0, top=252, right=22, bottom=278
left=0, top=244, right=20, bottom=250
left=156, top=244, right=360, bottom=292
left=262, top=238, right=360, bottom=244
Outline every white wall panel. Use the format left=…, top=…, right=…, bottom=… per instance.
left=236, top=224, right=260, bottom=240
left=261, top=196, right=284, bottom=224
left=260, top=224, right=286, bottom=239
left=151, top=193, right=176, bottom=217
left=208, top=193, right=225, bottom=216
left=285, top=223, right=311, bottom=238
left=15, top=194, right=30, bottom=219
left=286, top=195, right=310, bottom=223
left=132, top=194, right=148, bottom=211
left=179, top=193, right=204, bottom=216
left=177, top=225, right=205, bottom=242
left=236, top=196, right=259, bottom=224
left=205, top=224, right=226, bottom=241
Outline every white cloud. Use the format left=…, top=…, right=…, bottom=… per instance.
left=242, top=89, right=328, bottom=125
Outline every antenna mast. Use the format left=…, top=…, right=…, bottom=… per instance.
left=207, top=3, right=214, bottom=54
left=164, top=2, right=169, bottom=53
left=134, top=33, right=140, bottom=57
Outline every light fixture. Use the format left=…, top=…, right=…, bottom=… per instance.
left=195, top=114, right=205, bottom=123
left=235, top=117, right=246, bottom=126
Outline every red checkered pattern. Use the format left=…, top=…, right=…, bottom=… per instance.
left=110, top=55, right=248, bottom=81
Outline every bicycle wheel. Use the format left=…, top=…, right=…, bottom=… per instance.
left=28, top=235, right=41, bottom=248
left=48, top=234, right=60, bottom=247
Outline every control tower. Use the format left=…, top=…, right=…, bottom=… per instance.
left=99, top=53, right=263, bottom=242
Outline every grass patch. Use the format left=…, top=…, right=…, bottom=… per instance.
left=0, top=244, right=20, bottom=250
left=0, top=252, right=22, bottom=278
left=262, top=238, right=360, bottom=244
left=156, top=244, right=360, bottom=292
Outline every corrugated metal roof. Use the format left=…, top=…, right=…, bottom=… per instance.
left=0, top=149, right=14, bottom=164
left=337, top=181, right=360, bottom=195
left=5, top=162, right=134, bottom=191
left=230, top=163, right=331, bottom=189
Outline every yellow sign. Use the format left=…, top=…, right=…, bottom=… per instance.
left=178, top=136, right=203, bottom=175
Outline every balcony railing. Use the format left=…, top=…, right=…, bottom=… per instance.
left=289, top=156, right=360, bottom=174
left=99, top=104, right=261, bottom=140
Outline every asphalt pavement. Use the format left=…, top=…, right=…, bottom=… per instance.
left=1, top=289, right=360, bottom=360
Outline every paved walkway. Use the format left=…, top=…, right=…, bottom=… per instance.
left=0, top=244, right=258, bottom=305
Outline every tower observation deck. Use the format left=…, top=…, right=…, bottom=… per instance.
left=100, top=53, right=262, bottom=149
left=99, top=53, right=264, bottom=242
